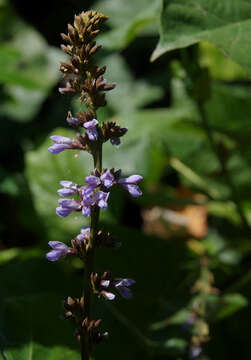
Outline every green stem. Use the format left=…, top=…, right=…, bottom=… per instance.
left=81, top=139, right=102, bottom=360
left=198, top=103, right=249, bottom=229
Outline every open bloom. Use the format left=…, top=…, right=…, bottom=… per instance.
left=46, top=241, right=70, bottom=261
left=100, top=278, right=135, bottom=300
left=56, top=198, right=81, bottom=217
left=48, top=135, right=74, bottom=154
left=84, top=119, right=98, bottom=141
left=118, top=175, right=143, bottom=197
left=57, top=181, right=78, bottom=197
left=81, top=187, right=110, bottom=217
left=76, top=226, right=90, bottom=242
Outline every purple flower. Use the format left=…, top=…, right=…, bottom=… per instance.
left=76, top=226, right=90, bottom=241
left=112, top=278, right=135, bottom=299
left=46, top=241, right=70, bottom=261
left=95, top=191, right=109, bottom=210
left=57, top=181, right=78, bottom=197
left=48, top=135, right=74, bottom=154
left=100, top=278, right=135, bottom=300
left=85, top=175, right=101, bottom=188
left=84, top=119, right=98, bottom=141
left=67, top=116, right=81, bottom=127
left=81, top=186, right=110, bottom=217
left=56, top=198, right=81, bottom=217
left=100, top=170, right=114, bottom=189
left=118, top=174, right=143, bottom=197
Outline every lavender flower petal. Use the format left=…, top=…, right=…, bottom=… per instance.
left=121, top=184, right=142, bottom=197
left=58, top=198, right=80, bottom=210
left=101, top=290, right=116, bottom=300
left=48, top=143, right=71, bottom=154
left=56, top=206, right=73, bottom=217
left=76, top=226, right=90, bottom=241
left=87, top=128, right=98, bottom=141
left=116, top=286, right=132, bottom=299
left=85, top=175, right=101, bottom=187
left=95, top=191, right=109, bottom=210
left=46, top=241, right=69, bottom=261
left=84, top=119, right=98, bottom=129
left=50, top=135, right=73, bottom=144
left=118, top=175, right=143, bottom=184
left=101, top=170, right=114, bottom=189
left=82, top=205, right=91, bottom=217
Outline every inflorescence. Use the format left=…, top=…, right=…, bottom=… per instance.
left=45, top=10, right=142, bottom=359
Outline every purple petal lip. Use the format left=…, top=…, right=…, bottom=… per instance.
left=50, top=135, right=72, bottom=144
left=101, top=170, right=114, bottom=189
left=87, top=128, right=98, bottom=141
left=84, top=119, right=98, bottom=129
left=48, top=143, right=70, bottom=154
left=122, top=184, right=142, bottom=197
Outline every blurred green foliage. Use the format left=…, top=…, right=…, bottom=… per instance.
left=1, top=0, right=251, bottom=359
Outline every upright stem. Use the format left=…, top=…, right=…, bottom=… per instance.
left=198, top=103, right=249, bottom=229
left=81, top=138, right=102, bottom=360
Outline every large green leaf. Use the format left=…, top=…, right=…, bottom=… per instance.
left=151, top=0, right=251, bottom=74
left=95, top=0, right=161, bottom=50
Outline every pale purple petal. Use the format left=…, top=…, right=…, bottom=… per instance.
left=58, top=199, right=80, bottom=210
left=87, top=128, right=98, bottom=141
left=100, top=280, right=110, bottom=288
left=101, top=170, right=114, bottom=189
left=48, top=143, right=71, bottom=154
left=56, top=206, right=73, bottom=217
left=82, top=206, right=91, bottom=217
left=82, top=185, right=95, bottom=199
left=118, top=175, right=143, bottom=184
left=76, top=226, right=90, bottom=241
left=122, top=184, right=142, bottom=197
left=114, top=278, right=135, bottom=287
left=50, top=135, right=72, bottom=144
left=48, top=241, right=68, bottom=252
left=57, top=188, right=77, bottom=197
left=46, top=250, right=64, bottom=261
left=60, top=180, right=78, bottom=189
left=95, top=191, right=109, bottom=210
left=85, top=175, right=101, bottom=187
left=84, top=119, right=98, bottom=129
left=101, top=290, right=116, bottom=301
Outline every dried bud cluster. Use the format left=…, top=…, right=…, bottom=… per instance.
left=59, top=10, right=115, bottom=111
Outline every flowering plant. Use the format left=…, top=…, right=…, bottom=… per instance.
left=46, top=10, right=142, bottom=359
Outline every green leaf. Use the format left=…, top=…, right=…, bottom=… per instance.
left=151, top=0, right=251, bottom=74
left=96, top=0, right=161, bottom=50
left=0, top=294, right=80, bottom=360
left=218, top=293, right=248, bottom=319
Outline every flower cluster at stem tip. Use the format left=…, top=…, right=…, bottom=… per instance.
left=45, top=9, right=143, bottom=354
